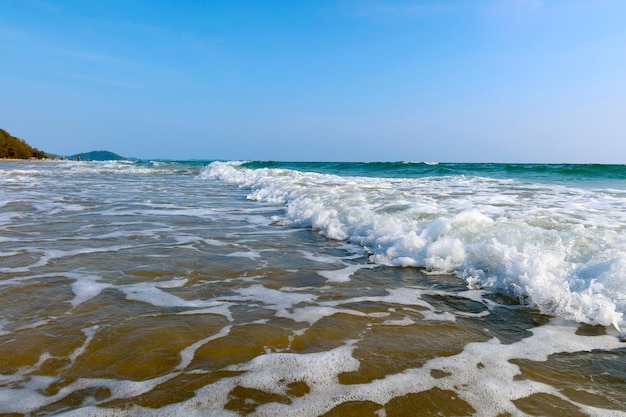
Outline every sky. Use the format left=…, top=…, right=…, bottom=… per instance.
left=1, top=0, right=625, bottom=162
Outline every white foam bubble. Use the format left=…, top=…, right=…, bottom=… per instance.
left=120, top=278, right=229, bottom=315
left=0, top=245, right=133, bottom=274
left=0, top=319, right=10, bottom=336
left=69, top=273, right=113, bottom=307
left=230, top=285, right=317, bottom=313
left=226, top=250, right=261, bottom=259
left=317, top=264, right=375, bottom=282
left=299, top=250, right=344, bottom=264
left=284, top=305, right=367, bottom=325
left=175, top=325, right=233, bottom=371
left=382, top=316, right=415, bottom=326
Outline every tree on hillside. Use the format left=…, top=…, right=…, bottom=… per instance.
left=0, top=129, right=47, bottom=159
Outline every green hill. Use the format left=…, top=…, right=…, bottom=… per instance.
left=69, top=150, right=126, bottom=161
left=0, top=129, right=48, bottom=159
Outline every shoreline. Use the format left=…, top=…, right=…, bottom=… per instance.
left=0, top=158, right=61, bottom=162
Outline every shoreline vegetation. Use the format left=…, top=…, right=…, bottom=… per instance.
left=0, top=128, right=126, bottom=161
left=0, top=128, right=47, bottom=159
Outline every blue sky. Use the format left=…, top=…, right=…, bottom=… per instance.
left=1, top=0, right=625, bottom=162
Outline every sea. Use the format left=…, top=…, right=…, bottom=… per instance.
left=1, top=159, right=626, bottom=416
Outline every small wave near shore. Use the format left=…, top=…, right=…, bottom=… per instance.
left=202, top=161, right=626, bottom=331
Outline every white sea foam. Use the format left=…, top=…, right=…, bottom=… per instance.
left=175, top=325, right=233, bottom=371
left=0, top=245, right=133, bottom=274
left=230, top=284, right=317, bottom=314
left=317, top=264, right=376, bottom=282
left=201, top=162, right=626, bottom=329
left=46, top=319, right=624, bottom=417
left=0, top=319, right=10, bottom=336
left=120, top=279, right=227, bottom=311
left=226, top=250, right=262, bottom=259
left=69, top=273, right=113, bottom=307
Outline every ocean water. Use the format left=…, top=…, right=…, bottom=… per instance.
left=1, top=159, right=626, bottom=416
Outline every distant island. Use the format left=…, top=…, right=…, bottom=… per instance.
left=0, top=128, right=47, bottom=159
left=68, top=150, right=127, bottom=161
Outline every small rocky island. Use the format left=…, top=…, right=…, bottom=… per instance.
left=69, top=150, right=126, bottom=161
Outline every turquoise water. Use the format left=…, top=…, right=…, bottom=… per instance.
left=1, top=160, right=625, bottom=416
left=241, top=161, right=626, bottom=186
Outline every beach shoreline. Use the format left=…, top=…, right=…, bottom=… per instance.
left=0, top=157, right=57, bottom=162
left=1, top=159, right=625, bottom=416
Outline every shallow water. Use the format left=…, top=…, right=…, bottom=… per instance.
left=1, top=160, right=625, bottom=416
